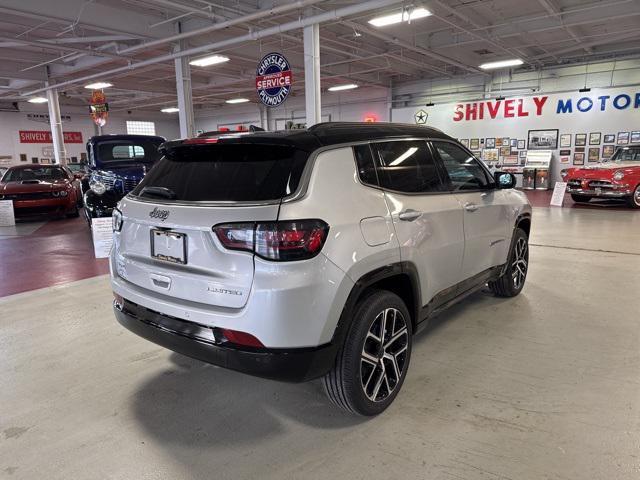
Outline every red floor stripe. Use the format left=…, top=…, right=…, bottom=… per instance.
left=0, top=214, right=109, bottom=298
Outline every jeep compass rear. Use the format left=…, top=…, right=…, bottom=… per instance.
left=111, top=123, right=531, bottom=415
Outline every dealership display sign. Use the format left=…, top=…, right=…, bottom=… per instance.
left=0, top=200, right=15, bottom=226
left=91, top=217, right=113, bottom=258
left=90, top=90, right=109, bottom=127
left=256, top=52, right=292, bottom=107
left=19, top=130, right=83, bottom=143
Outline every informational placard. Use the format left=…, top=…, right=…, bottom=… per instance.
left=550, top=181, right=567, bottom=207
left=0, top=200, right=15, bottom=226
left=256, top=52, right=292, bottom=107
left=91, top=217, right=113, bottom=258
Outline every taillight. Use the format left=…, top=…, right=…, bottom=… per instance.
left=213, top=219, right=329, bottom=261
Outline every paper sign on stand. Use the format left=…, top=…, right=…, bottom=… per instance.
left=0, top=200, right=15, bottom=226
left=91, top=217, right=113, bottom=258
left=550, top=182, right=567, bottom=207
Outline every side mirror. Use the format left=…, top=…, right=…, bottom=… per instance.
left=495, top=171, right=516, bottom=189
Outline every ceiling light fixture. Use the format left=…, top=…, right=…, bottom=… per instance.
left=189, top=54, right=230, bottom=67
left=84, top=82, right=113, bottom=89
left=328, top=84, right=358, bottom=92
left=161, top=107, right=179, bottom=113
left=27, top=97, right=48, bottom=103
left=368, top=7, right=431, bottom=27
left=225, top=98, right=250, bottom=104
left=479, top=59, right=524, bottom=70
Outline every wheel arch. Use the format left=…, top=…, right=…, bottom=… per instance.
left=515, top=213, right=531, bottom=236
left=331, top=262, right=422, bottom=347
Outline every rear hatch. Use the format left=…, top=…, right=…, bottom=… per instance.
left=116, top=139, right=311, bottom=309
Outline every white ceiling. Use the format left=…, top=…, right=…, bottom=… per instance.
left=0, top=0, right=638, bottom=112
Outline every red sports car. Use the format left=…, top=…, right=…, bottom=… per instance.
left=563, top=145, right=640, bottom=208
left=0, top=164, right=80, bottom=218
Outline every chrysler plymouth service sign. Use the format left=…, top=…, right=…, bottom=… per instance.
left=256, top=52, right=292, bottom=107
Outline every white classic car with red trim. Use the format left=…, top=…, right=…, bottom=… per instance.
left=562, top=145, right=640, bottom=208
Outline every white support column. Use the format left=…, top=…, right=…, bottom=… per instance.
left=303, top=22, right=321, bottom=127
left=174, top=24, right=195, bottom=138
left=46, top=87, right=67, bottom=165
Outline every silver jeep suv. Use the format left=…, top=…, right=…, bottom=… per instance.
left=110, top=122, right=532, bottom=415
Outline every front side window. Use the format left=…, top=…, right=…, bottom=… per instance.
left=371, top=140, right=445, bottom=193
left=433, top=141, right=493, bottom=191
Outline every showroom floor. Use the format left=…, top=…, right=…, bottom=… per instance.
left=1, top=203, right=639, bottom=480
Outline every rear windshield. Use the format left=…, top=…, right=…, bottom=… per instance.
left=132, top=144, right=309, bottom=202
left=96, top=139, right=162, bottom=164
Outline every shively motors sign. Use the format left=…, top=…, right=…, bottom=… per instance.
left=19, top=130, right=83, bottom=143
left=452, top=90, right=640, bottom=122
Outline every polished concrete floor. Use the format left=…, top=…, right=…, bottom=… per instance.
left=1, top=206, right=639, bottom=479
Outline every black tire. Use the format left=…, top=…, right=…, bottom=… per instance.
left=66, top=206, right=80, bottom=218
left=627, top=185, right=640, bottom=209
left=488, top=228, right=529, bottom=297
left=323, top=290, right=413, bottom=416
left=571, top=194, right=591, bottom=203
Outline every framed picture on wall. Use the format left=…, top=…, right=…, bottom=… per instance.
left=485, top=138, right=495, bottom=148
left=559, top=134, right=572, bottom=148
left=460, top=138, right=469, bottom=147
left=502, top=137, right=510, bottom=147
left=517, top=139, right=526, bottom=150
left=589, top=132, right=601, bottom=145
left=471, top=150, right=482, bottom=158
left=504, top=155, right=519, bottom=165
left=559, top=149, right=571, bottom=156
left=575, top=133, right=587, bottom=146
left=631, top=131, right=640, bottom=143
left=560, top=156, right=570, bottom=164
left=19, top=153, right=27, bottom=162
left=495, top=138, right=503, bottom=147
left=518, top=150, right=527, bottom=159
left=470, top=138, right=480, bottom=150
left=573, top=152, right=585, bottom=165
left=575, top=146, right=585, bottom=153
left=588, top=147, right=600, bottom=162
left=510, top=138, right=517, bottom=148
left=602, top=145, right=615, bottom=158
left=617, top=132, right=630, bottom=144
left=499, top=146, right=511, bottom=157
left=483, top=148, right=499, bottom=162
left=603, top=134, right=616, bottom=143
left=527, top=129, right=558, bottom=150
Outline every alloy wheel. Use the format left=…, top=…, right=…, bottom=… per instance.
left=360, top=308, right=409, bottom=402
left=512, top=237, right=528, bottom=290
left=634, top=186, right=640, bottom=207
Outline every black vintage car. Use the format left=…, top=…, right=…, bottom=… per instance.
left=84, top=134, right=165, bottom=224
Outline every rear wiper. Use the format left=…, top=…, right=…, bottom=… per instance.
left=140, top=186, right=177, bottom=199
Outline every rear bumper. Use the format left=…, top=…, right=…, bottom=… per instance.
left=114, top=299, right=338, bottom=382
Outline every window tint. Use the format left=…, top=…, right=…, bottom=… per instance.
left=372, top=141, right=444, bottom=193
left=433, top=141, right=492, bottom=191
left=133, top=144, right=309, bottom=202
left=353, top=145, right=378, bottom=186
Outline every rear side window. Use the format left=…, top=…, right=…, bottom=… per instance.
left=133, top=144, right=309, bottom=202
left=433, top=141, right=493, bottom=191
left=353, top=145, right=378, bottom=187
left=371, top=140, right=445, bottom=193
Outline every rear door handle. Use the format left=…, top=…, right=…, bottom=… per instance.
left=463, top=202, right=479, bottom=212
left=398, top=209, right=422, bottom=221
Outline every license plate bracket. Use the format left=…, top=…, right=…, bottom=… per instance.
left=151, top=229, right=187, bottom=264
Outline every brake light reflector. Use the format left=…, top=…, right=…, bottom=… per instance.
left=220, top=328, right=264, bottom=348
left=213, top=219, right=329, bottom=261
